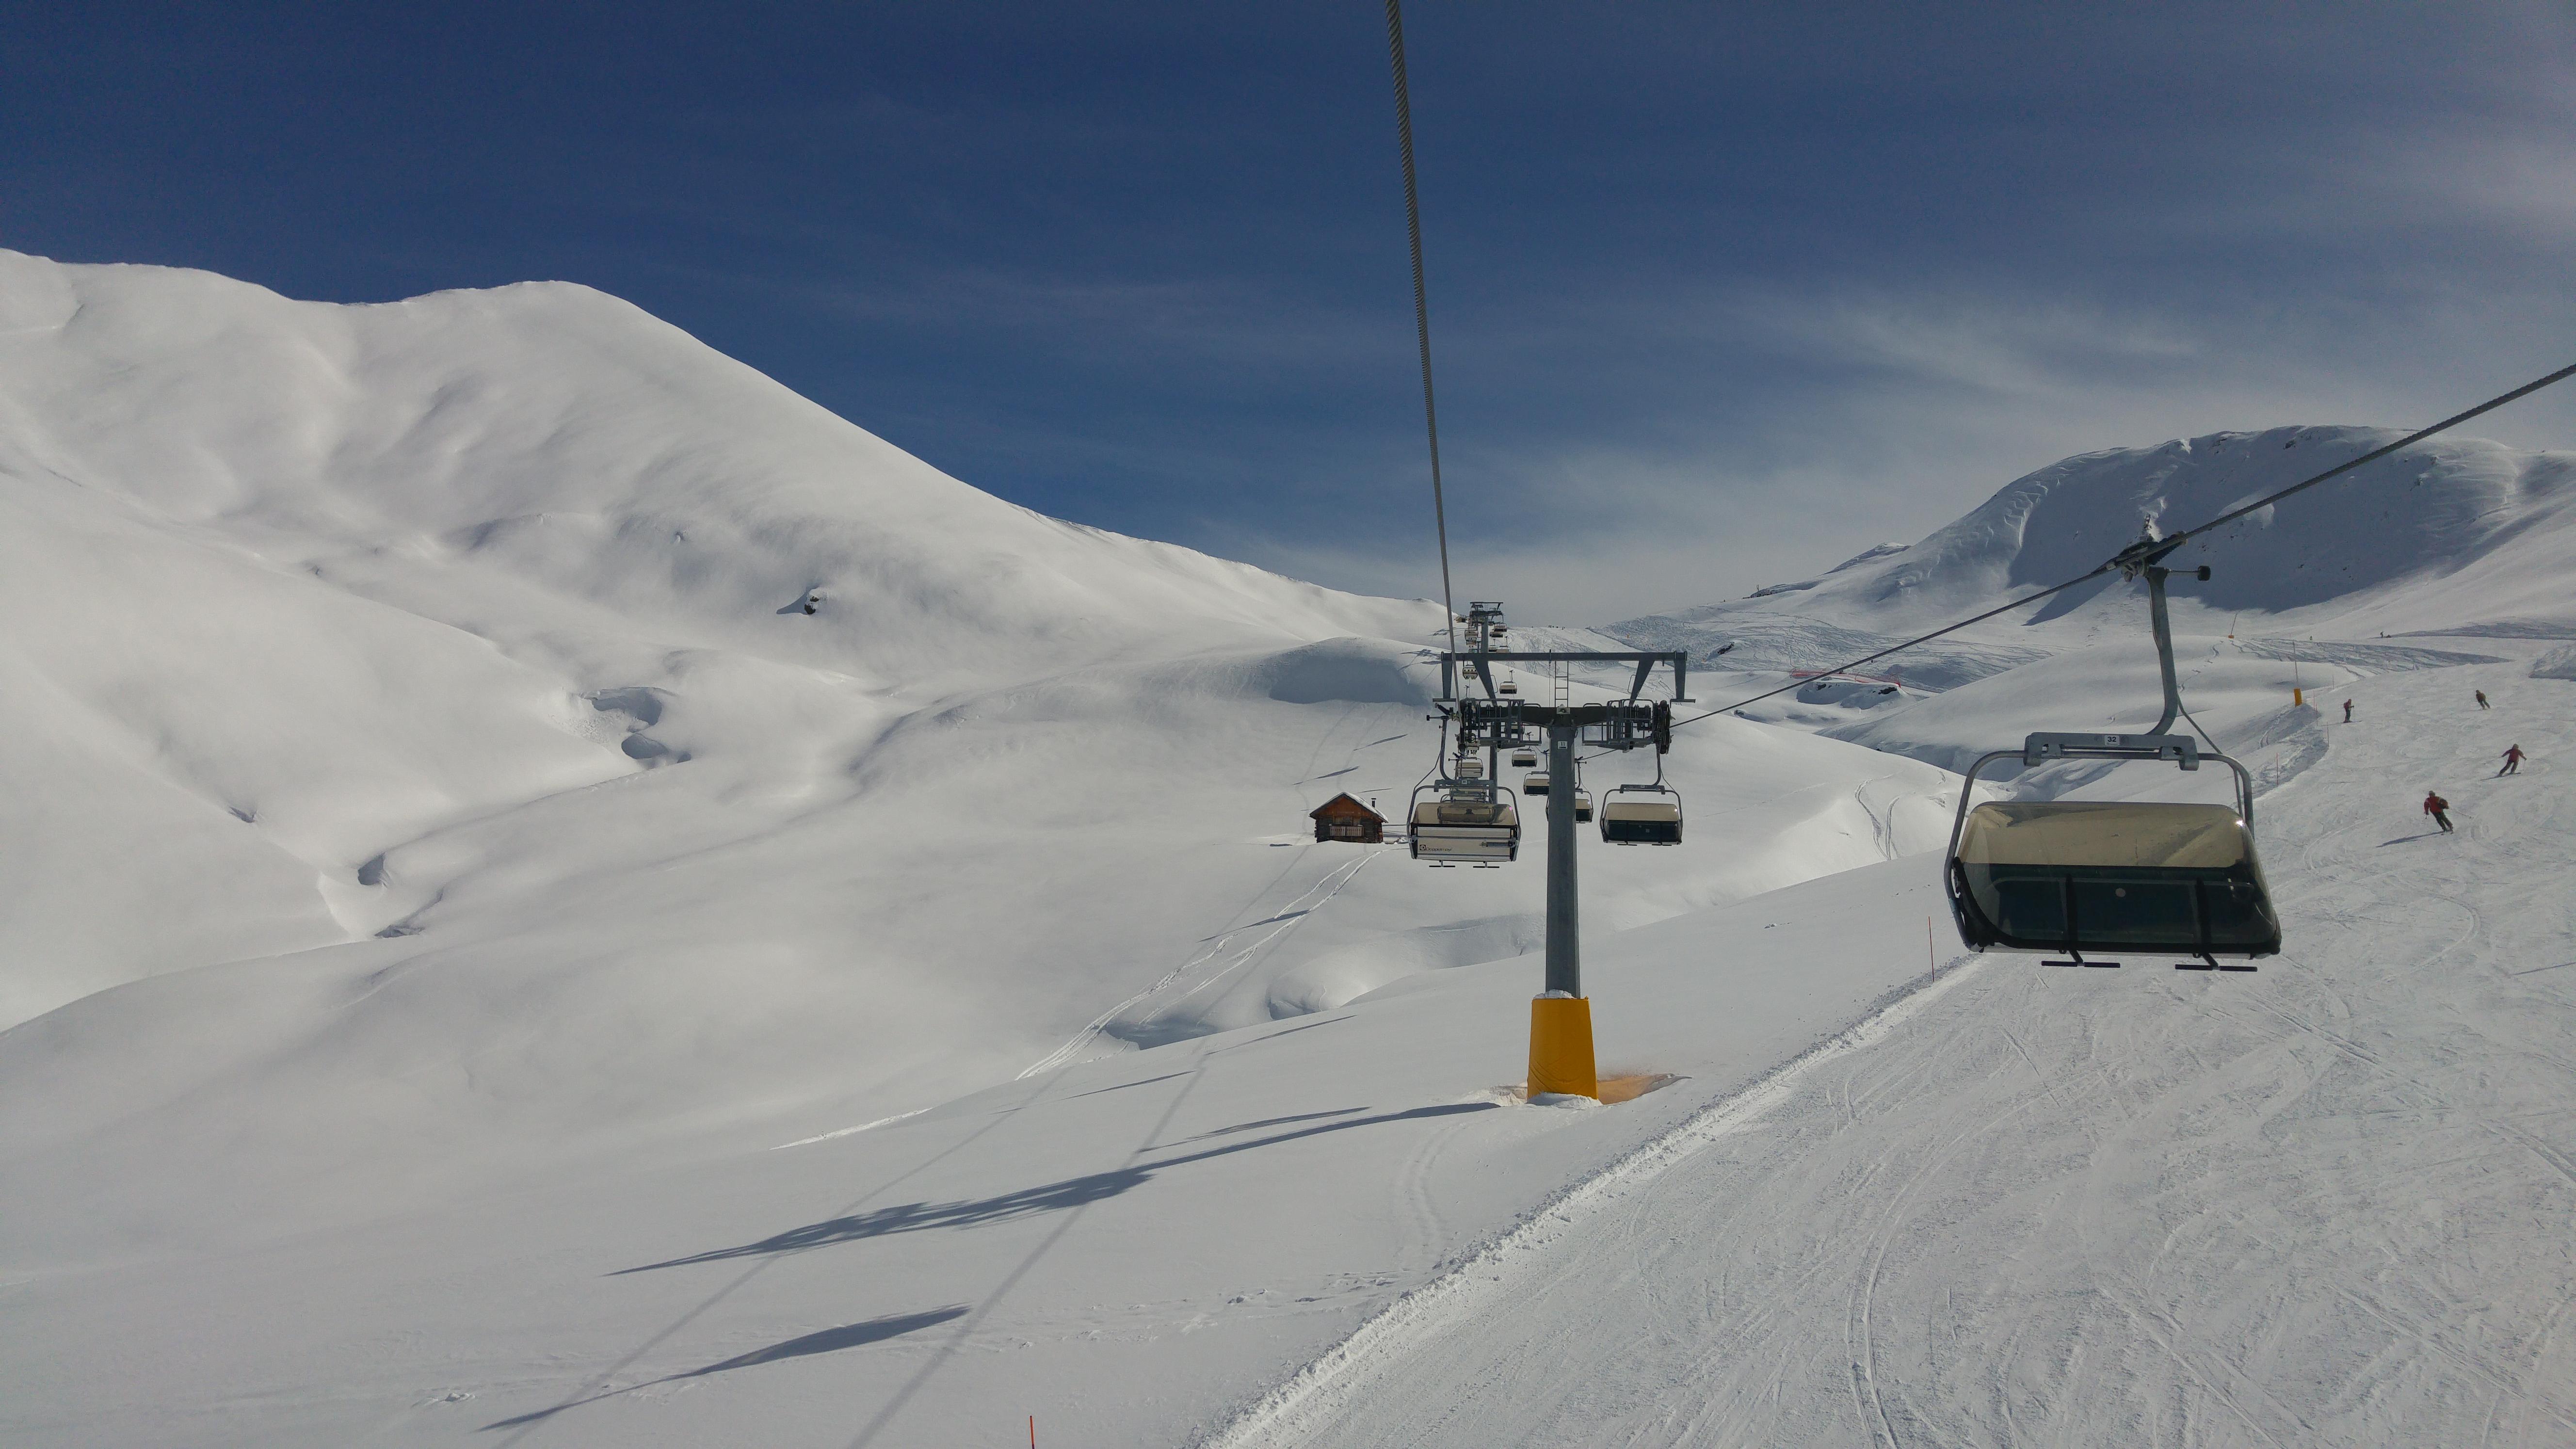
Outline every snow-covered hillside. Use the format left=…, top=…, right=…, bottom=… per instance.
left=5, top=251, right=2571, bottom=1446
left=0, top=251, right=1956, bottom=1312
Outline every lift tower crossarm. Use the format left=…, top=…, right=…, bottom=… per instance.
left=1435, top=650, right=1690, bottom=704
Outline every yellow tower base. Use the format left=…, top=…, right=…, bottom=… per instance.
left=1528, top=995, right=1598, bottom=1100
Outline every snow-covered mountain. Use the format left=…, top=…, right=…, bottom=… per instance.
left=1614, top=425, right=2576, bottom=678
left=6, top=252, right=2571, bottom=1446
left=1605, top=426, right=2575, bottom=770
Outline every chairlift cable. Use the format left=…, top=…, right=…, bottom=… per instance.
left=1384, top=0, right=1460, bottom=657
left=1664, top=575, right=2107, bottom=730
left=1662, top=358, right=2576, bottom=735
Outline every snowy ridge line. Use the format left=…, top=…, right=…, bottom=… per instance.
left=1192, top=955, right=1990, bottom=1448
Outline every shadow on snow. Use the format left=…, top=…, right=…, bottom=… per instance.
left=479, top=1306, right=967, bottom=1430
left=613, top=1102, right=1497, bottom=1275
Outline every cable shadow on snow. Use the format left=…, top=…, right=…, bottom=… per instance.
left=1062, top=1070, right=1194, bottom=1100
left=478, top=1306, right=966, bottom=1430
left=1173, top=1106, right=1367, bottom=1143
left=613, top=1102, right=1495, bottom=1275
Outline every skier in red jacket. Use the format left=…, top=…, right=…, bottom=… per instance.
left=2423, top=791, right=2453, bottom=833
left=2497, top=744, right=2526, bottom=777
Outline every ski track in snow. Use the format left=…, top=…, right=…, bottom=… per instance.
left=1019, top=702, right=1409, bottom=1078
left=1198, top=960, right=1987, bottom=1449
left=1202, top=660, right=2576, bottom=1448
left=1015, top=851, right=1380, bottom=1079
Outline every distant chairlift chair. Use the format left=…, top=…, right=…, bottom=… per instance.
left=1600, top=763, right=1683, bottom=845
left=1408, top=783, right=1520, bottom=868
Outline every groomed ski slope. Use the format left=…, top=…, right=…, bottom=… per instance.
left=1209, top=655, right=2576, bottom=1448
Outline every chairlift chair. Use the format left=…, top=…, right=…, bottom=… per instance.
left=1945, top=733, right=2279, bottom=969
left=1600, top=785, right=1683, bottom=845
left=1523, top=771, right=1550, bottom=797
left=1407, top=780, right=1520, bottom=866
left=1497, top=678, right=1519, bottom=695
left=1511, top=749, right=1538, bottom=769
left=1942, top=547, right=2279, bottom=970
left=1572, top=789, right=1593, bottom=823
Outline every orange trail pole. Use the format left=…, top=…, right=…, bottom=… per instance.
left=1030, top=1416, right=1037, bottom=1447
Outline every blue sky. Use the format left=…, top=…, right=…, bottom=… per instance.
left=8, top=1, right=2572, bottom=621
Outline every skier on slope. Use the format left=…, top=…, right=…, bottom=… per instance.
left=2343, top=698, right=2354, bottom=723
left=2424, top=790, right=2454, bottom=834
left=2476, top=689, right=2491, bottom=709
left=2497, top=744, right=2527, bottom=777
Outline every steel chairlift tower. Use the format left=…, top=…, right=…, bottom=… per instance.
left=1381, top=4, right=1688, bottom=1099
left=1433, top=604, right=1689, bottom=1097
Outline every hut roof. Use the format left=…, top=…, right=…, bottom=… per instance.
left=1308, top=792, right=1384, bottom=822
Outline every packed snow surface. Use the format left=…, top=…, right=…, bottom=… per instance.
left=3, top=252, right=2572, bottom=1446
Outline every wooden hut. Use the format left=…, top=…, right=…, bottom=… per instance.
left=1309, top=793, right=1386, bottom=844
